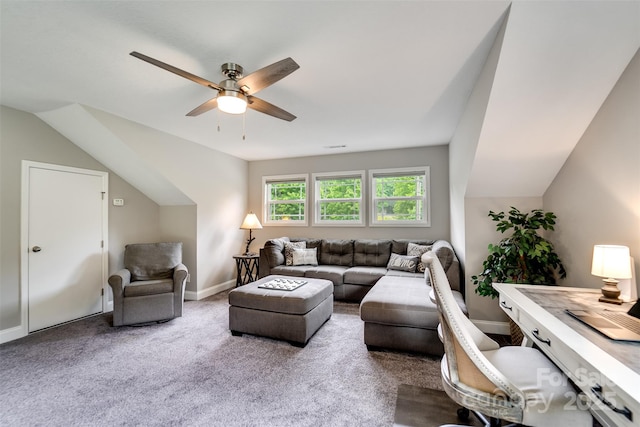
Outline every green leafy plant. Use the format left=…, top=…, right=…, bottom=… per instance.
left=472, top=207, right=567, bottom=298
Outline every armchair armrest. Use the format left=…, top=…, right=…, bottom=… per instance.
left=173, top=263, right=188, bottom=293
left=108, top=269, right=131, bottom=296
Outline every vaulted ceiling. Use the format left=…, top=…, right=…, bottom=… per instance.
left=1, top=1, right=638, bottom=198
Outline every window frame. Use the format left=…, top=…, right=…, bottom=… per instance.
left=262, top=173, right=309, bottom=226
left=369, top=166, right=431, bottom=227
left=312, top=170, right=366, bottom=227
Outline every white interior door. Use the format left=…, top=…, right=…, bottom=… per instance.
left=26, top=163, right=107, bottom=332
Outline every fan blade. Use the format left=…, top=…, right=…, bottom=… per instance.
left=237, top=57, right=299, bottom=96
left=186, top=97, right=218, bottom=117
left=130, top=51, right=222, bottom=91
left=247, top=96, right=296, bottom=121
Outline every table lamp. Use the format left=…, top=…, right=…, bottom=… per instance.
left=240, top=213, right=262, bottom=255
left=591, top=244, right=632, bottom=304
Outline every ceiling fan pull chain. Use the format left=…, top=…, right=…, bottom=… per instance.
left=217, top=110, right=221, bottom=132
left=242, top=111, right=246, bottom=140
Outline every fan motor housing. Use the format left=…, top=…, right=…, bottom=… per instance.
left=221, top=62, right=244, bottom=79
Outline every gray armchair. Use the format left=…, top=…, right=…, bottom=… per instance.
left=108, top=242, right=188, bottom=326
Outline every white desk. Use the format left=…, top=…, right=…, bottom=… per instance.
left=494, top=284, right=640, bottom=427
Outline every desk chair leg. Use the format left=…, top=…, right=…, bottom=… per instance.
left=457, top=407, right=512, bottom=427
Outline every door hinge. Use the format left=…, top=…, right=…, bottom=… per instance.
left=101, top=240, right=104, bottom=248
left=101, top=288, right=104, bottom=296
left=101, top=191, right=105, bottom=200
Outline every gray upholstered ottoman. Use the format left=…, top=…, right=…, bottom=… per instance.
left=228, top=275, right=333, bottom=347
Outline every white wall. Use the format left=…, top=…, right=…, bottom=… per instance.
left=0, top=106, right=162, bottom=332
left=87, top=109, right=248, bottom=297
left=544, top=49, right=640, bottom=291
left=450, top=7, right=508, bottom=274
left=248, top=146, right=451, bottom=247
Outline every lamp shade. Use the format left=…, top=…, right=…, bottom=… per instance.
left=217, top=91, right=247, bottom=114
left=240, top=213, right=262, bottom=230
left=591, top=245, right=632, bottom=279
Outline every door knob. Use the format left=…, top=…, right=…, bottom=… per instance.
left=32, top=246, right=42, bottom=252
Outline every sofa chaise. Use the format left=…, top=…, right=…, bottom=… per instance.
left=258, top=237, right=467, bottom=355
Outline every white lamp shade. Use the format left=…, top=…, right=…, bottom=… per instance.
left=217, top=92, right=247, bottom=114
left=240, top=213, right=262, bottom=230
left=591, top=245, right=632, bottom=279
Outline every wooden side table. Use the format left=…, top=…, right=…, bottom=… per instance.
left=233, top=254, right=259, bottom=287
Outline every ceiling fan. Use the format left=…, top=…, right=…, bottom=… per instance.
left=130, top=51, right=299, bottom=121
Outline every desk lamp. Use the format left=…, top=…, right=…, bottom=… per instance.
left=591, top=244, right=632, bottom=305
left=240, top=213, right=262, bottom=255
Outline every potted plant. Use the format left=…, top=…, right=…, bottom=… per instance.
left=472, top=207, right=567, bottom=297
left=471, top=207, right=567, bottom=343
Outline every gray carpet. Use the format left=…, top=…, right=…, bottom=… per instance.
left=0, top=290, right=444, bottom=426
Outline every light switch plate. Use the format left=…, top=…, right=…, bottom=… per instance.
left=113, top=198, right=124, bottom=206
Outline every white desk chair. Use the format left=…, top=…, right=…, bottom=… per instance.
left=424, top=253, right=592, bottom=427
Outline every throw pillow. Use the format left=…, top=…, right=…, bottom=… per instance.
left=407, top=242, right=432, bottom=273
left=387, top=253, right=419, bottom=273
left=284, top=241, right=306, bottom=266
left=292, top=248, right=318, bottom=266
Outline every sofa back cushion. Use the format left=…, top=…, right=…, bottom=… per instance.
left=391, top=239, right=435, bottom=255
left=353, top=240, right=392, bottom=267
left=124, top=242, right=182, bottom=281
left=431, top=240, right=460, bottom=291
left=319, top=239, right=354, bottom=266
left=263, top=237, right=290, bottom=268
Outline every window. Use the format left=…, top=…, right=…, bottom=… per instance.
left=312, top=171, right=365, bottom=226
left=262, top=174, right=308, bottom=226
left=369, top=167, right=430, bottom=226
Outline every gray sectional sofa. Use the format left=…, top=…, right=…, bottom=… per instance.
left=258, top=237, right=467, bottom=355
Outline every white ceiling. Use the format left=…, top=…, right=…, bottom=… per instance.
left=1, top=1, right=638, bottom=197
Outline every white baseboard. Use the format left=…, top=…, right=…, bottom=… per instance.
left=184, top=280, right=235, bottom=301
left=471, top=319, right=510, bottom=335
left=0, top=325, right=27, bottom=344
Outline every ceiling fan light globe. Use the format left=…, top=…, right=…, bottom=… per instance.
left=218, top=91, right=247, bottom=114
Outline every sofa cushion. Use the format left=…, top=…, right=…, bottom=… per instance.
left=353, top=240, right=392, bottom=267
left=292, top=248, right=319, bottom=266
left=360, top=276, right=437, bottom=328
left=270, top=265, right=311, bottom=277
left=319, top=239, right=354, bottom=266
left=284, top=241, right=306, bottom=266
left=263, top=237, right=290, bottom=268
left=304, top=265, right=348, bottom=286
left=391, top=239, right=435, bottom=256
left=407, top=242, right=432, bottom=273
left=124, top=242, right=182, bottom=281
left=344, top=266, right=387, bottom=285
left=360, top=275, right=467, bottom=329
left=430, top=240, right=460, bottom=291
left=387, top=253, right=419, bottom=272
left=385, top=269, right=424, bottom=279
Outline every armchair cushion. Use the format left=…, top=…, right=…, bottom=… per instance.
left=123, top=278, right=174, bottom=297
left=124, top=242, right=183, bottom=281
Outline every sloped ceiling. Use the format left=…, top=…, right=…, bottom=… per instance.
left=1, top=1, right=638, bottom=199
left=467, top=1, right=640, bottom=197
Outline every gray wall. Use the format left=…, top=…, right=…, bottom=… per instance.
left=247, top=145, right=451, bottom=248
left=459, top=49, right=640, bottom=327
left=88, top=108, right=248, bottom=297
left=0, top=106, right=163, bottom=331
left=544, top=49, right=640, bottom=291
